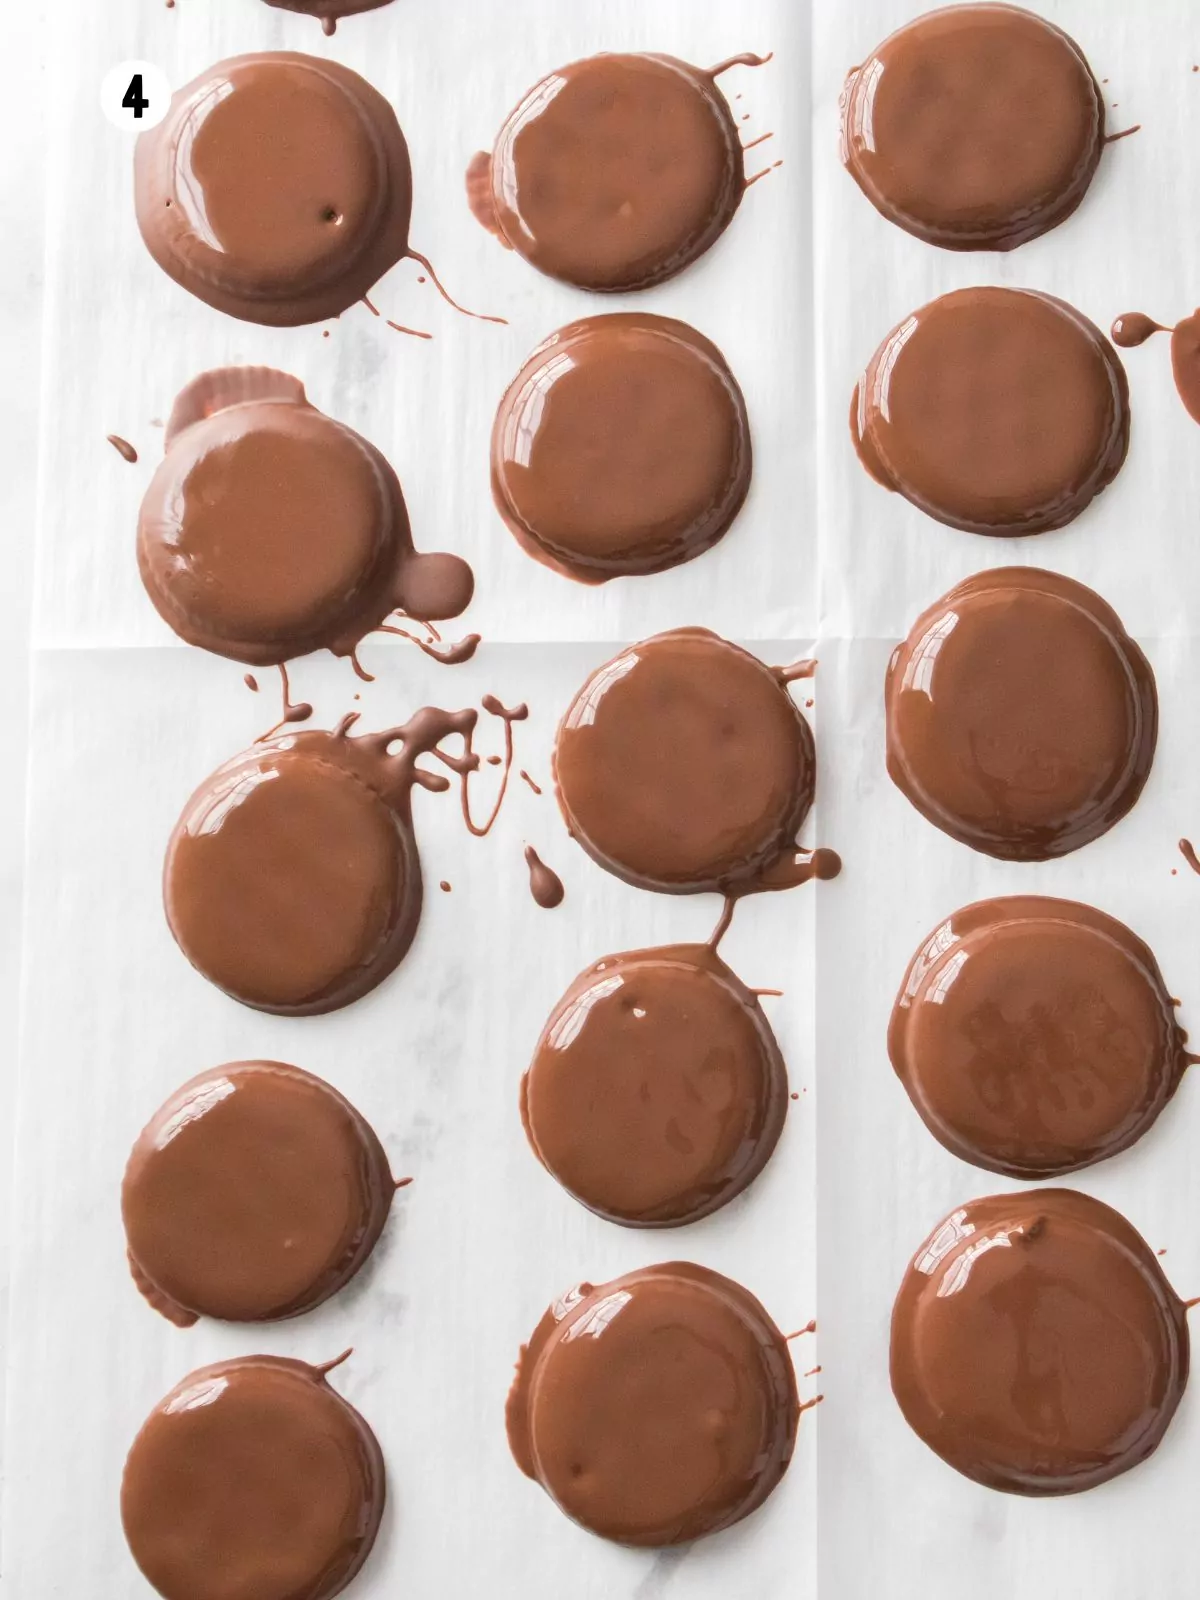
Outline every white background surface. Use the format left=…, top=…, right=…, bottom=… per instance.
left=8, top=0, right=1200, bottom=1596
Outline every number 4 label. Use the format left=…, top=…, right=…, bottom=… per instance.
left=101, top=61, right=172, bottom=132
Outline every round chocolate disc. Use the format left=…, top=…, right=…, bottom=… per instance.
left=892, top=1190, right=1188, bottom=1494
left=523, top=943, right=787, bottom=1225
left=122, top=1356, right=385, bottom=1600
left=890, top=897, right=1188, bottom=1177
left=554, top=629, right=815, bottom=894
left=482, top=54, right=744, bottom=291
left=262, top=0, right=395, bottom=29
left=492, top=314, right=751, bottom=582
left=135, top=53, right=412, bottom=325
left=886, top=568, right=1156, bottom=860
left=124, top=1061, right=395, bottom=1324
left=164, top=730, right=421, bottom=1016
left=852, top=287, right=1129, bottom=535
left=139, top=374, right=402, bottom=666
left=841, top=5, right=1104, bottom=251
left=507, top=1263, right=798, bottom=1544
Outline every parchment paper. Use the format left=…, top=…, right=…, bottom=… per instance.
left=5, top=2, right=818, bottom=1595
left=12, top=0, right=1200, bottom=1594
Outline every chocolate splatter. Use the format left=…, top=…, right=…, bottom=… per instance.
left=107, top=434, right=138, bottom=463
left=523, top=846, right=564, bottom=910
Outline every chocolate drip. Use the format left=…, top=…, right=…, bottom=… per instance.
left=262, top=0, right=396, bottom=32
left=106, top=433, right=138, bottom=463
left=523, top=847, right=564, bottom=910
left=507, top=1263, right=798, bottom=1544
left=1113, top=309, right=1200, bottom=425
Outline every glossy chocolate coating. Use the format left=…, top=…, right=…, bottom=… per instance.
left=123, top=1062, right=395, bottom=1324
left=507, top=1263, right=798, bottom=1544
left=842, top=5, right=1104, bottom=251
left=263, top=0, right=395, bottom=31
left=522, top=942, right=787, bottom=1225
left=139, top=369, right=472, bottom=667
left=135, top=54, right=412, bottom=325
left=491, top=314, right=751, bottom=582
left=890, top=898, right=1188, bottom=1177
left=554, top=629, right=815, bottom=894
left=852, top=288, right=1129, bottom=535
left=886, top=568, right=1156, bottom=860
left=892, top=1190, right=1188, bottom=1494
left=163, top=710, right=478, bottom=1015
left=122, top=1356, right=385, bottom=1600
left=473, top=54, right=744, bottom=290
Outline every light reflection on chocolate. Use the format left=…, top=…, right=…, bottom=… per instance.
left=468, top=53, right=764, bottom=290
left=492, top=314, right=751, bottom=582
left=507, top=1263, right=798, bottom=1544
left=123, top=1061, right=396, bottom=1325
left=164, top=702, right=522, bottom=1015
left=886, top=568, right=1156, bottom=860
left=892, top=1190, right=1189, bottom=1495
left=122, top=1353, right=385, bottom=1599
left=890, top=897, right=1189, bottom=1177
left=139, top=368, right=474, bottom=672
left=842, top=5, right=1105, bottom=251
left=136, top=54, right=413, bottom=326
left=522, top=939, right=786, bottom=1225
left=853, top=288, right=1129, bottom=534
left=554, top=629, right=832, bottom=895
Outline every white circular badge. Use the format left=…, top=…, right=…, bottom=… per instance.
left=101, top=61, right=172, bottom=133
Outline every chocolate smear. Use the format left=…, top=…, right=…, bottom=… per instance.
left=891, top=897, right=1189, bottom=1178
left=122, top=1354, right=385, bottom=1599
left=523, top=847, right=564, bottom=910
left=469, top=52, right=760, bottom=290
left=123, top=1061, right=395, bottom=1324
left=507, top=1263, right=798, bottom=1544
left=522, top=938, right=786, bottom=1225
left=892, top=1190, right=1189, bottom=1494
left=163, top=701, right=520, bottom=1015
left=1111, top=309, right=1200, bottom=424
left=887, top=568, right=1156, bottom=860
left=520, top=769, right=542, bottom=796
left=139, top=368, right=474, bottom=671
left=842, top=6, right=1105, bottom=251
left=554, top=628, right=835, bottom=895
left=492, top=314, right=751, bottom=582
left=852, top=287, right=1129, bottom=534
left=107, top=433, right=138, bottom=463
left=262, top=0, right=396, bottom=34
left=1181, top=839, right=1200, bottom=876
